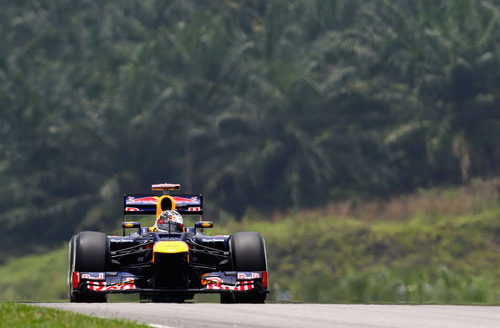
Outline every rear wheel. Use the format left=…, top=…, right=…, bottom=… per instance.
left=222, top=231, right=267, bottom=303
left=69, top=231, right=108, bottom=303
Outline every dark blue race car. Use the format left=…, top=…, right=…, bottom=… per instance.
left=68, top=183, right=268, bottom=303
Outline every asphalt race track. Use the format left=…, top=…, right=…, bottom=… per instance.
left=36, top=303, right=500, bottom=328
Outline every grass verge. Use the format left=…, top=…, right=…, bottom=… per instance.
left=0, top=303, right=150, bottom=328
left=0, top=247, right=67, bottom=301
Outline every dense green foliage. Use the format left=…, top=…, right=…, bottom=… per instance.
left=1, top=1, right=499, bottom=260
left=0, top=303, right=150, bottom=328
left=1, top=180, right=498, bottom=303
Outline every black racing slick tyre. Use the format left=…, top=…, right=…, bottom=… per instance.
left=230, top=232, right=267, bottom=271
left=69, top=231, right=108, bottom=303
left=223, top=231, right=267, bottom=303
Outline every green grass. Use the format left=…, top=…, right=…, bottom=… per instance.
left=0, top=179, right=498, bottom=304
left=218, top=179, right=500, bottom=304
left=0, top=247, right=67, bottom=301
left=230, top=208, right=500, bottom=304
left=0, top=303, right=150, bottom=328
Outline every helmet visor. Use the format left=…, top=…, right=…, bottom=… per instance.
left=157, top=220, right=183, bottom=233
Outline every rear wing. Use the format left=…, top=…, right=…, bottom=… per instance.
left=124, top=194, right=203, bottom=216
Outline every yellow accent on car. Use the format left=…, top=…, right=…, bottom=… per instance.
left=200, top=273, right=221, bottom=286
left=156, top=195, right=176, bottom=217
left=153, top=241, right=189, bottom=262
left=153, top=241, right=188, bottom=253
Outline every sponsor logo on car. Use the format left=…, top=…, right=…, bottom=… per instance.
left=110, top=238, right=135, bottom=243
left=205, top=283, right=255, bottom=291
left=238, top=272, right=261, bottom=280
left=201, top=238, right=226, bottom=242
left=126, top=196, right=158, bottom=204
left=172, top=196, right=199, bottom=204
left=81, top=273, right=105, bottom=280
left=87, top=281, right=136, bottom=291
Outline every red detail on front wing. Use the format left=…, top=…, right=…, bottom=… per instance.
left=206, top=283, right=255, bottom=291
left=87, top=281, right=136, bottom=291
left=76, top=270, right=268, bottom=294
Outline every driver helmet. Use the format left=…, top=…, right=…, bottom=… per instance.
left=156, top=210, right=184, bottom=233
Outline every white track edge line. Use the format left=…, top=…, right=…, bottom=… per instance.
left=149, top=324, right=176, bottom=328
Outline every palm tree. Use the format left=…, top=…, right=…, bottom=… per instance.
left=369, top=0, right=500, bottom=183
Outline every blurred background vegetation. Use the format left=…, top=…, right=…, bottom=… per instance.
left=0, top=178, right=498, bottom=303
left=0, top=0, right=499, bottom=303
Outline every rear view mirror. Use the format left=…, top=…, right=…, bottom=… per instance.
left=195, top=221, right=213, bottom=229
left=122, top=221, right=141, bottom=236
left=122, top=222, right=141, bottom=229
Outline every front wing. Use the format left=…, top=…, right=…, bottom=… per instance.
left=72, top=271, right=268, bottom=294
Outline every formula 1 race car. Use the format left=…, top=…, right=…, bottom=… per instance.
left=68, top=183, right=268, bottom=303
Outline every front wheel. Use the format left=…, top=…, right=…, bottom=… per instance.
left=222, top=231, right=267, bottom=303
left=68, top=231, right=108, bottom=303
